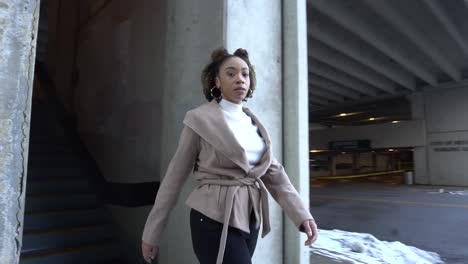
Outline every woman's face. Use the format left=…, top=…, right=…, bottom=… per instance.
left=216, top=57, right=250, bottom=104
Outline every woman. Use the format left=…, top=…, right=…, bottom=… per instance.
left=141, top=48, right=318, bottom=264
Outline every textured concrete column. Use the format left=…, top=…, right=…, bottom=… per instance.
left=409, top=92, right=429, bottom=184
left=226, top=0, right=283, bottom=263
left=0, top=0, right=40, bottom=263
left=283, top=0, right=311, bottom=264
left=157, top=1, right=225, bottom=263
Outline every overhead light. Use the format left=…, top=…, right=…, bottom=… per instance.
left=310, top=149, right=324, bottom=153
left=392, top=120, right=400, bottom=124
left=388, top=149, right=394, bottom=152
left=333, top=112, right=364, bottom=118
left=369, top=117, right=376, bottom=121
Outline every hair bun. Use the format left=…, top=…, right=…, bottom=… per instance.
left=234, top=48, right=249, bottom=59
left=211, top=48, right=230, bottom=62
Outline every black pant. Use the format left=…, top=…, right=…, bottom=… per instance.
left=190, top=209, right=259, bottom=264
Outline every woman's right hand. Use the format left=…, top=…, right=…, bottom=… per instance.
left=142, top=241, right=159, bottom=263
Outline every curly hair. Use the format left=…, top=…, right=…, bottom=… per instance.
left=201, top=47, right=257, bottom=102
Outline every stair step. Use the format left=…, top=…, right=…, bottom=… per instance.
left=29, top=119, right=65, bottom=130
left=23, top=104, right=122, bottom=263
left=28, top=129, right=69, bottom=143
left=27, top=167, right=90, bottom=179
left=28, top=151, right=83, bottom=162
left=29, top=133, right=70, bottom=143
left=25, top=193, right=99, bottom=213
left=98, top=258, right=127, bottom=264
left=22, top=225, right=114, bottom=255
left=27, top=157, right=88, bottom=169
left=28, top=143, right=78, bottom=155
left=26, top=178, right=93, bottom=195
left=24, top=208, right=107, bottom=232
left=20, top=241, right=120, bottom=264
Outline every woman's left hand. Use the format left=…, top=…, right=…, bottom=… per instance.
left=301, top=219, right=318, bottom=246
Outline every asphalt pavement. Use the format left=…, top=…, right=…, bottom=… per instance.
left=310, top=179, right=468, bottom=264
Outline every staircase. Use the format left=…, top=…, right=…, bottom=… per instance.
left=20, top=102, right=124, bottom=264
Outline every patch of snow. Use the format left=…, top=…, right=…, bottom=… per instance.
left=447, top=190, right=468, bottom=196
left=427, top=189, right=468, bottom=195
left=310, top=229, right=444, bottom=264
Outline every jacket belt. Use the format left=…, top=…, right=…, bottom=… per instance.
left=198, top=177, right=270, bottom=264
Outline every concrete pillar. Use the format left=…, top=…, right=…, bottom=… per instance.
left=226, top=0, right=283, bottom=263
left=352, top=152, right=360, bottom=172
left=330, top=155, right=337, bottom=176
left=372, top=152, right=377, bottom=172
left=409, top=92, right=429, bottom=184
left=0, top=0, right=40, bottom=263
left=282, top=0, right=310, bottom=263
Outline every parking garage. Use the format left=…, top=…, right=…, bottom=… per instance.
left=308, top=0, right=468, bottom=187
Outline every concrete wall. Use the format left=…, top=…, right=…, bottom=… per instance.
left=49, top=0, right=79, bottom=112
left=50, top=0, right=305, bottom=262
left=157, top=0, right=224, bottom=263
left=424, top=87, right=468, bottom=186
left=60, top=1, right=167, bottom=262
left=74, top=0, right=165, bottom=183
left=309, top=120, right=426, bottom=149
left=425, top=87, right=468, bottom=132
left=0, top=0, right=39, bottom=263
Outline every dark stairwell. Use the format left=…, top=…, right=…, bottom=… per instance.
left=20, top=94, right=125, bottom=263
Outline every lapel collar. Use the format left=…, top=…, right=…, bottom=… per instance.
left=242, top=107, right=271, bottom=147
left=243, top=107, right=273, bottom=174
left=183, top=100, right=273, bottom=175
left=184, top=100, right=250, bottom=173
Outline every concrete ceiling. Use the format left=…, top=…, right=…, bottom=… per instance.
left=307, top=0, right=468, bottom=122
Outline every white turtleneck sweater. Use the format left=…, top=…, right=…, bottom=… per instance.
left=219, top=99, right=266, bottom=167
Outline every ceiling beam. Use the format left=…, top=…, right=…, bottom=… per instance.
left=363, top=0, right=461, bottom=82
left=312, top=93, right=337, bottom=104
left=422, top=78, right=468, bottom=92
left=309, top=73, right=361, bottom=100
left=309, top=39, right=397, bottom=94
left=310, top=0, right=438, bottom=86
left=308, top=16, right=416, bottom=91
left=310, top=59, right=378, bottom=96
left=309, top=96, right=329, bottom=106
left=310, top=91, right=411, bottom=113
left=309, top=105, right=323, bottom=111
left=421, top=0, right=468, bottom=59
left=309, top=85, right=345, bottom=102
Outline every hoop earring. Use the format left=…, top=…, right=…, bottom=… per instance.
left=243, top=88, right=254, bottom=102
left=210, top=86, right=223, bottom=100
left=247, top=88, right=253, bottom=98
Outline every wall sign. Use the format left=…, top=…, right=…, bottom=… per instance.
left=430, top=140, right=468, bottom=152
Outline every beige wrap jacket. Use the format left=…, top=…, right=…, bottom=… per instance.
left=142, top=100, right=313, bottom=263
